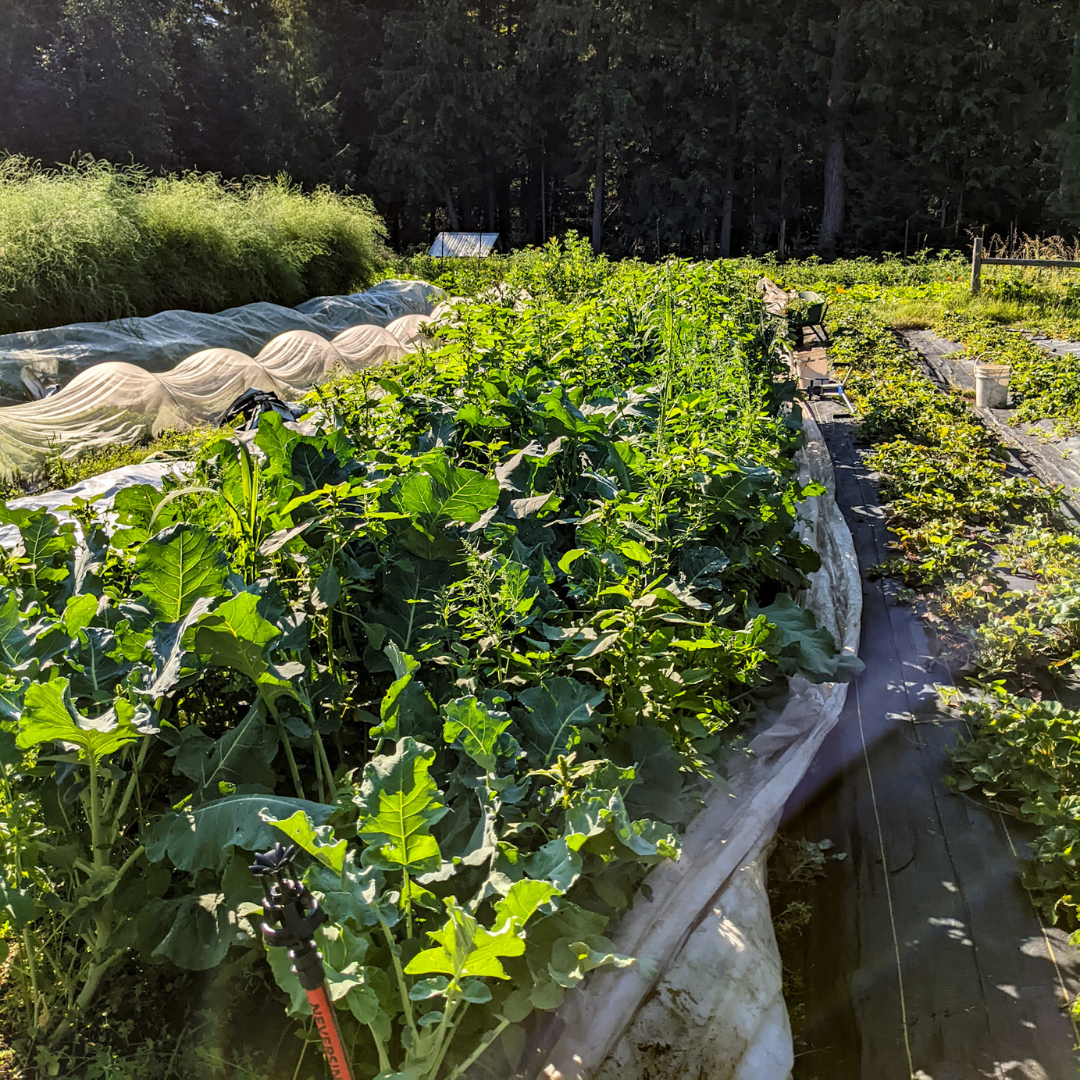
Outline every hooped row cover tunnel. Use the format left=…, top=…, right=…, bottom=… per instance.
left=0, top=279, right=451, bottom=479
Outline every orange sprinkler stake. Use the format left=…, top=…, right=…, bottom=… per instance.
left=251, top=843, right=357, bottom=1080
left=305, top=984, right=354, bottom=1080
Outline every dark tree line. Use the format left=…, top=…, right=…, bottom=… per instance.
left=2, top=0, right=1080, bottom=257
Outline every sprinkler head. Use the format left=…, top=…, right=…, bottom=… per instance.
left=252, top=842, right=328, bottom=990
left=251, top=842, right=323, bottom=936
left=250, top=841, right=298, bottom=880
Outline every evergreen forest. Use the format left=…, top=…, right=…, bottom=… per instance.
left=2, top=1, right=1080, bottom=256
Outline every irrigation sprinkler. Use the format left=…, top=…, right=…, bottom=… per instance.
left=251, top=843, right=356, bottom=1080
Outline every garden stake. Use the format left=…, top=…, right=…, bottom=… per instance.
left=252, top=843, right=356, bottom=1080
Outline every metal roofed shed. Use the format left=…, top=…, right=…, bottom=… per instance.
left=429, top=232, right=499, bottom=257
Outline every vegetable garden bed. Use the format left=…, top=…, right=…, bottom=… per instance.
left=0, top=242, right=855, bottom=1080
left=792, top=275, right=1080, bottom=949
left=730, top=252, right=1080, bottom=1073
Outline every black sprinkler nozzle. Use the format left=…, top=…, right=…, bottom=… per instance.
left=251, top=841, right=327, bottom=990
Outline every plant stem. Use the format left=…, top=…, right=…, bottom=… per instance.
left=425, top=994, right=464, bottom=1080
left=444, top=1017, right=510, bottom=1080
left=312, top=733, right=326, bottom=804
left=86, top=754, right=105, bottom=872
left=114, top=844, right=145, bottom=884
left=272, top=714, right=307, bottom=800
left=340, top=614, right=358, bottom=659
left=370, top=1027, right=392, bottom=1074
left=111, top=735, right=152, bottom=825
left=313, top=731, right=337, bottom=802
left=290, top=1023, right=310, bottom=1080
left=57, top=943, right=127, bottom=1036
left=22, top=928, right=40, bottom=1035
left=378, top=914, right=419, bottom=1044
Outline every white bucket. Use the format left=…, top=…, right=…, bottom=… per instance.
left=974, top=363, right=1010, bottom=408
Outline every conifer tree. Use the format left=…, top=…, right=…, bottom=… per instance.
left=0, top=0, right=1075, bottom=253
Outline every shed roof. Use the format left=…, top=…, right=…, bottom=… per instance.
left=429, top=232, right=499, bottom=257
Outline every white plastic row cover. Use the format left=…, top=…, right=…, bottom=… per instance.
left=0, top=296, right=447, bottom=478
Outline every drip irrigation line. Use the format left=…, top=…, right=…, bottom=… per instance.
left=853, top=678, right=916, bottom=1080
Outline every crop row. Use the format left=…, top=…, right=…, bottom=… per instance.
left=0, top=241, right=850, bottom=1079
left=826, top=294, right=1080, bottom=931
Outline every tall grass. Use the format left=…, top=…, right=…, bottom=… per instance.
left=0, top=156, right=389, bottom=334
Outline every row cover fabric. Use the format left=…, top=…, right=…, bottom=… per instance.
left=0, top=461, right=189, bottom=550
left=0, top=279, right=442, bottom=399
left=0, top=402, right=323, bottom=550
left=538, top=408, right=863, bottom=1080
left=0, top=284, right=444, bottom=478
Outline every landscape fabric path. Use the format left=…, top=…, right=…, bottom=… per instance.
left=780, top=394, right=1080, bottom=1080
left=903, top=329, right=1080, bottom=522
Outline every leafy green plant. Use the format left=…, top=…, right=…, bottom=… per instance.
left=0, top=249, right=855, bottom=1075
left=946, top=684, right=1080, bottom=924
left=256, top=720, right=665, bottom=1079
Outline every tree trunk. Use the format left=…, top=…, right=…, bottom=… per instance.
left=719, top=190, right=733, bottom=258
left=818, top=0, right=859, bottom=257
left=523, top=159, right=536, bottom=243
left=77, top=52, right=89, bottom=137
left=444, top=187, right=460, bottom=231
left=592, top=42, right=609, bottom=255
left=1060, top=0, right=1080, bottom=225
left=778, top=156, right=791, bottom=257
left=497, top=174, right=511, bottom=249
left=540, top=140, right=547, bottom=242
left=485, top=172, right=496, bottom=232
left=592, top=114, right=604, bottom=254
left=719, top=93, right=737, bottom=257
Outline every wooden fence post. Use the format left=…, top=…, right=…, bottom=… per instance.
left=971, top=237, right=983, bottom=295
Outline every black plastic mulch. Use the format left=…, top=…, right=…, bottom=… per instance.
left=777, top=395, right=1080, bottom=1080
